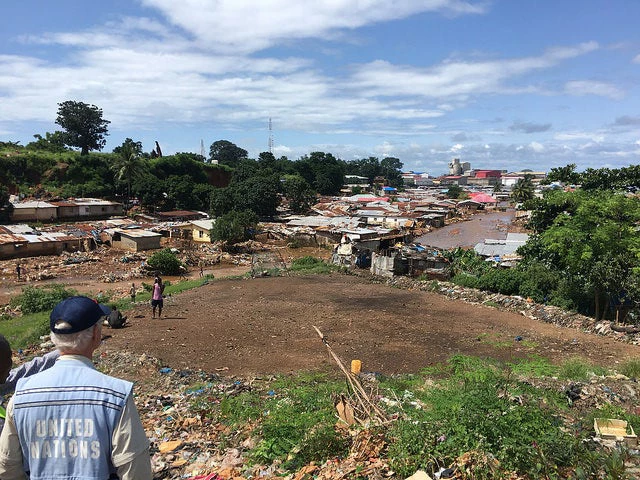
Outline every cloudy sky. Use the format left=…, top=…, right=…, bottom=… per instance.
left=1, top=0, right=639, bottom=175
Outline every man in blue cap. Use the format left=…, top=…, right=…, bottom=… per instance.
left=0, top=296, right=152, bottom=479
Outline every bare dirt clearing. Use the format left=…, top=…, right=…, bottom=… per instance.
left=103, top=273, right=639, bottom=376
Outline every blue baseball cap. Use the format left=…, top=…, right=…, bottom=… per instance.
left=50, top=296, right=111, bottom=334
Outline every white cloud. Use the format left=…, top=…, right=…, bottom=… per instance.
left=564, top=80, right=624, bottom=100
left=141, top=0, right=487, bottom=54
left=633, top=54, right=640, bottom=63
left=529, top=141, right=544, bottom=152
left=554, top=132, right=605, bottom=142
left=348, top=42, right=598, bottom=99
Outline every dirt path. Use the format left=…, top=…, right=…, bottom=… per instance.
left=103, top=273, right=639, bottom=376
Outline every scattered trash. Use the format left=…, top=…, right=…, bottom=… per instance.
left=594, top=418, right=638, bottom=446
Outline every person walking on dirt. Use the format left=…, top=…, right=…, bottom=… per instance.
left=199, top=259, right=204, bottom=278
left=130, top=282, right=137, bottom=303
left=15, top=264, right=21, bottom=281
left=151, top=276, right=165, bottom=319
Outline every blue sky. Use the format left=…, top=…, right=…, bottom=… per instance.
left=1, top=0, right=639, bottom=175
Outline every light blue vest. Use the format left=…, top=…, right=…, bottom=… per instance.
left=13, top=357, right=132, bottom=480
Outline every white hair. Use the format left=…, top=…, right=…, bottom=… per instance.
left=51, top=322, right=99, bottom=353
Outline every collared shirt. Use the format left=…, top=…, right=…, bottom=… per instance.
left=0, top=350, right=60, bottom=432
left=0, top=355, right=152, bottom=480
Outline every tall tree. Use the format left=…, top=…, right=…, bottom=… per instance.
left=282, top=175, right=316, bottom=213
left=380, top=156, right=404, bottom=187
left=111, top=140, right=145, bottom=209
left=209, top=140, right=248, bottom=166
left=55, top=101, right=110, bottom=155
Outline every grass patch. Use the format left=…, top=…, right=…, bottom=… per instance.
left=0, top=311, right=50, bottom=350
left=217, top=371, right=348, bottom=470
left=388, top=355, right=579, bottom=478
left=558, top=357, right=607, bottom=380
left=289, top=256, right=340, bottom=275
left=508, top=355, right=558, bottom=378
left=619, top=358, right=640, bottom=379
left=186, top=357, right=640, bottom=478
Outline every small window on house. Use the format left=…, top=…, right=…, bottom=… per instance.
left=198, top=230, right=204, bottom=238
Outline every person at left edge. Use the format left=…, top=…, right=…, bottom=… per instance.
left=0, top=336, right=59, bottom=431
left=0, top=296, right=152, bottom=480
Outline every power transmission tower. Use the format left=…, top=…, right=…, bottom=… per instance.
left=200, top=139, right=205, bottom=159
left=268, top=117, right=274, bottom=154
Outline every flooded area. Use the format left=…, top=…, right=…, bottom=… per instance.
left=415, top=210, right=516, bottom=249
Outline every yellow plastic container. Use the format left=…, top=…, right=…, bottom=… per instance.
left=351, top=359, right=362, bottom=374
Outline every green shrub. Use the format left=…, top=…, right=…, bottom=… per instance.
left=477, top=268, right=523, bottom=296
left=290, top=256, right=337, bottom=274
left=451, top=273, right=480, bottom=289
left=517, top=263, right=561, bottom=303
left=146, top=249, right=183, bottom=275
left=10, top=284, right=78, bottom=314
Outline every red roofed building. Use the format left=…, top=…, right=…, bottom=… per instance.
left=469, top=170, right=502, bottom=186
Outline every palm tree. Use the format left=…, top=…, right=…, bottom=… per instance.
left=111, top=143, right=145, bottom=212
left=511, top=175, right=535, bottom=203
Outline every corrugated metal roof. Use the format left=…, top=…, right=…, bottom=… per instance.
left=1, top=224, right=34, bottom=234
left=191, top=219, right=216, bottom=230
left=11, top=201, right=56, bottom=208
left=0, top=234, right=28, bottom=245
left=116, top=229, right=162, bottom=238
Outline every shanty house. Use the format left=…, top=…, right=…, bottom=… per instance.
left=72, top=199, right=123, bottom=218
left=10, top=201, right=58, bottom=222
left=108, top=229, right=162, bottom=252
left=189, top=219, right=216, bottom=243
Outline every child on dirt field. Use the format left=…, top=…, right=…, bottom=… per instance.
left=130, top=282, right=136, bottom=303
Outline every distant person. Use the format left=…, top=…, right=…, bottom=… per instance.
left=199, top=260, right=204, bottom=278
left=152, top=276, right=165, bottom=319
left=130, top=282, right=137, bottom=303
left=0, top=296, right=152, bottom=479
left=0, top=335, right=59, bottom=431
left=179, top=265, right=188, bottom=280
left=15, top=264, right=21, bottom=281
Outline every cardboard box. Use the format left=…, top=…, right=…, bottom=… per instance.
left=594, top=418, right=637, bottom=446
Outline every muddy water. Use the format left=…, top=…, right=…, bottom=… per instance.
left=414, top=210, right=516, bottom=249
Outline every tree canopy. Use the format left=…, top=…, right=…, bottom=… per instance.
left=521, top=190, right=640, bottom=318
left=209, top=140, right=248, bottom=167
left=55, top=101, right=110, bottom=155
